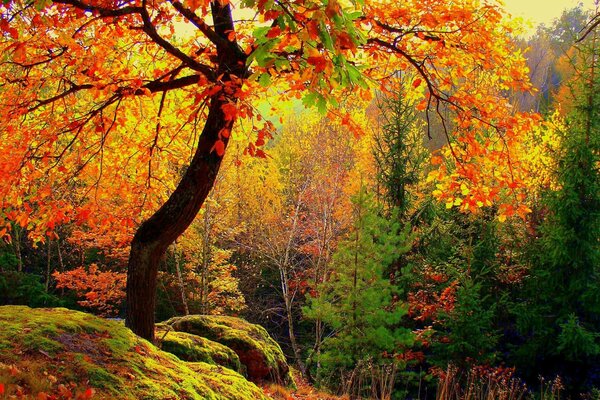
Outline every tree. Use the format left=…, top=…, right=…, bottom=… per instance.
left=225, top=113, right=361, bottom=374
left=513, top=19, right=600, bottom=393
left=0, top=0, right=537, bottom=340
left=373, top=74, right=428, bottom=217
left=304, top=188, right=413, bottom=397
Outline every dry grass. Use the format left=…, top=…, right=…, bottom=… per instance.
left=263, top=369, right=348, bottom=400
left=434, top=365, right=528, bottom=400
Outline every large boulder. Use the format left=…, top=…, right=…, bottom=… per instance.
left=0, top=306, right=268, bottom=400
left=156, top=326, right=243, bottom=373
left=164, top=315, right=292, bottom=385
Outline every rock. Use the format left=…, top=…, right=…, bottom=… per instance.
left=0, top=306, right=268, bottom=400
left=156, top=326, right=243, bottom=373
left=164, top=315, right=292, bottom=385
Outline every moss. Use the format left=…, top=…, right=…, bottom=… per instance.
left=157, top=328, right=243, bottom=373
left=88, top=365, right=123, bottom=388
left=165, top=315, right=292, bottom=385
left=0, top=306, right=268, bottom=400
left=187, top=362, right=268, bottom=400
left=22, top=334, right=63, bottom=354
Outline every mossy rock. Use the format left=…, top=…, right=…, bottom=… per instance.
left=156, top=326, right=243, bottom=373
left=164, top=315, right=292, bottom=385
left=0, top=306, right=268, bottom=400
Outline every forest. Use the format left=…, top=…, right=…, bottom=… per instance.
left=0, top=0, right=599, bottom=399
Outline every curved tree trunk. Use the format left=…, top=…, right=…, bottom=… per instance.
left=125, top=0, right=247, bottom=342
left=126, top=95, right=232, bottom=341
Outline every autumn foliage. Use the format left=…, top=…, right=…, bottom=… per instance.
left=53, top=264, right=126, bottom=315
left=2, top=0, right=600, bottom=398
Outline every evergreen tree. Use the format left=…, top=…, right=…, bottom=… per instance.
left=513, top=28, right=600, bottom=393
left=373, top=77, right=428, bottom=219
left=304, top=189, right=413, bottom=398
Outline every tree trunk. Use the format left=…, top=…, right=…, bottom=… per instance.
left=126, top=95, right=233, bottom=341
left=13, top=225, right=22, bottom=273
left=285, top=295, right=306, bottom=375
left=125, top=0, right=246, bottom=341
left=200, top=202, right=211, bottom=314
left=123, top=2, right=246, bottom=341
left=45, top=239, right=52, bottom=292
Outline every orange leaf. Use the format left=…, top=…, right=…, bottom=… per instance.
left=431, top=155, right=443, bottom=165
left=85, top=291, right=98, bottom=301
left=58, top=384, right=72, bottom=398
left=187, top=0, right=205, bottom=11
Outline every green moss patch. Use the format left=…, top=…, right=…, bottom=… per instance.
left=164, top=315, right=292, bottom=385
left=0, top=306, right=268, bottom=400
left=157, top=327, right=243, bottom=373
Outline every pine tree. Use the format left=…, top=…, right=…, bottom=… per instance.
left=514, top=26, right=600, bottom=393
left=304, top=188, right=413, bottom=397
left=373, top=78, right=428, bottom=219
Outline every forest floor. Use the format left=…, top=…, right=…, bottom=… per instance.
left=262, top=371, right=348, bottom=400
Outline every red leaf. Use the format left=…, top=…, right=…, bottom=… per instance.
left=0, top=383, right=4, bottom=395
left=255, top=149, right=267, bottom=158
left=218, top=128, right=230, bottom=139
left=307, top=56, right=327, bottom=73
left=81, top=387, right=95, bottom=399
left=266, top=26, right=281, bottom=39
left=413, top=78, right=422, bottom=88
left=221, top=103, right=238, bottom=121
left=213, top=140, right=225, bottom=157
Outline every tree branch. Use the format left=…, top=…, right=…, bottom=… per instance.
left=140, top=0, right=216, bottom=80
left=52, top=0, right=143, bottom=17
left=168, top=0, right=228, bottom=48
left=577, top=13, right=600, bottom=43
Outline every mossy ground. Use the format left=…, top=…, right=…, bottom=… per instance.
left=0, top=306, right=268, bottom=400
left=165, top=315, right=293, bottom=385
left=156, top=326, right=243, bottom=373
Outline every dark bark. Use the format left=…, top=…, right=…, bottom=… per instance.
left=126, top=95, right=232, bottom=340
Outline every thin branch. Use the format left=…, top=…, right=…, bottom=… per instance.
left=577, top=13, right=600, bottom=43
left=140, top=0, right=216, bottom=80
left=168, top=0, right=228, bottom=48
left=52, top=0, right=144, bottom=17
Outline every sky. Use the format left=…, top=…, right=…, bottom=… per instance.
left=502, top=0, right=597, bottom=32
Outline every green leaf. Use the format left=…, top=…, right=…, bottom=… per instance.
left=258, top=73, right=271, bottom=87
left=318, top=23, right=334, bottom=52
left=316, top=95, right=327, bottom=114
left=346, top=11, right=363, bottom=20
left=301, top=92, right=318, bottom=108
left=252, top=26, right=271, bottom=41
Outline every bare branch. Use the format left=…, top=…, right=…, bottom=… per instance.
left=577, top=13, right=600, bottom=43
